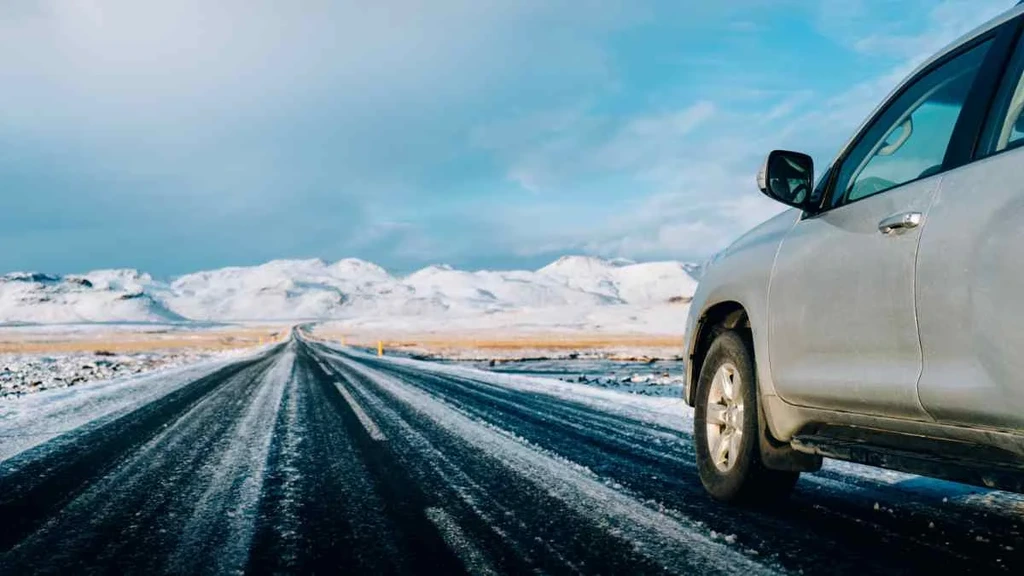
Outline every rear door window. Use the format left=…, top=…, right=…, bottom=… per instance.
left=981, top=31, right=1024, bottom=155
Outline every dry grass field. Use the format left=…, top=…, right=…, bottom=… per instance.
left=0, top=324, right=682, bottom=359
left=310, top=330, right=684, bottom=360
left=0, top=326, right=289, bottom=355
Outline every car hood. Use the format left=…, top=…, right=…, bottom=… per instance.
left=706, top=208, right=799, bottom=270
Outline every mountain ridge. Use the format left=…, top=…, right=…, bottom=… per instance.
left=0, top=256, right=700, bottom=324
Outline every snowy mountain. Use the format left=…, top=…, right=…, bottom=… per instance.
left=537, top=256, right=698, bottom=305
left=0, top=271, right=184, bottom=324
left=0, top=256, right=699, bottom=324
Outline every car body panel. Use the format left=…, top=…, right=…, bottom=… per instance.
left=767, top=176, right=941, bottom=420
left=683, top=209, right=797, bottom=404
left=916, top=147, right=1024, bottom=430
left=762, top=393, right=1024, bottom=457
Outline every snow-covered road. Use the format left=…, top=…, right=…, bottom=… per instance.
left=1, top=332, right=1021, bottom=574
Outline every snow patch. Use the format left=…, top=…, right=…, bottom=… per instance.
left=0, top=349, right=236, bottom=398
left=0, top=350, right=256, bottom=461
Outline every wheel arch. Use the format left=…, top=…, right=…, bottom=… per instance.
left=686, top=301, right=751, bottom=406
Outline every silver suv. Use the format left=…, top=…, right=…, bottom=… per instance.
left=683, top=4, right=1024, bottom=503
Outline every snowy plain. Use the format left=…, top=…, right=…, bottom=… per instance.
left=0, top=349, right=240, bottom=398
left=0, top=348, right=262, bottom=461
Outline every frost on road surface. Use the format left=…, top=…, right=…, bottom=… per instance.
left=1, top=333, right=1023, bottom=575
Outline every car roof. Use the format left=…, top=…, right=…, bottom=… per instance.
left=832, top=4, right=1024, bottom=162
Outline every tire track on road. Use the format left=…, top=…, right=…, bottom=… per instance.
left=246, top=341, right=465, bottom=575
left=0, top=346, right=289, bottom=573
left=326, top=350, right=769, bottom=575
left=0, top=347, right=279, bottom=554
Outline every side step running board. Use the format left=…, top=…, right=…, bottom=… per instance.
left=792, top=431, right=1024, bottom=493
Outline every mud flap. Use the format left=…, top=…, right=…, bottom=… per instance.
left=758, top=393, right=821, bottom=472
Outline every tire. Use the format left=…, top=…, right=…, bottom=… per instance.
left=693, top=329, right=799, bottom=504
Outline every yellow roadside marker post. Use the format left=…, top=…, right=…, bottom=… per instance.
left=377, top=340, right=384, bottom=356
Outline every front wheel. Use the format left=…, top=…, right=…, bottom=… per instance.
left=693, top=330, right=799, bottom=504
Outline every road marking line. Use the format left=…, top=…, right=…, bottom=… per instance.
left=334, top=382, right=386, bottom=441
left=424, top=507, right=498, bottom=576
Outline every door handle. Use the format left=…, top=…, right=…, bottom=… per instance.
left=878, top=212, right=922, bottom=234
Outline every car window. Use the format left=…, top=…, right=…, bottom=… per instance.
left=981, top=33, right=1024, bottom=155
left=1001, top=83, right=1024, bottom=150
left=829, top=40, right=991, bottom=208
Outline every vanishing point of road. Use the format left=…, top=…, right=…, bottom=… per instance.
left=1, top=331, right=1021, bottom=575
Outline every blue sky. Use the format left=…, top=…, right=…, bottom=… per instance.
left=0, top=0, right=1016, bottom=277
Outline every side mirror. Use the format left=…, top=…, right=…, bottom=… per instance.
left=757, top=150, right=815, bottom=211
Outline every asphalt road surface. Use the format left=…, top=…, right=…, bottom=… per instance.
left=1, top=332, right=1022, bottom=575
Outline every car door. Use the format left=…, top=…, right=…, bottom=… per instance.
left=917, top=22, right=1024, bottom=431
left=767, top=38, right=995, bottom=420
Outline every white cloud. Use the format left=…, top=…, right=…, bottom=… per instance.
left=622, top=102, right=717, bottom=137
left=761, top=91, right=814, bottom=124
left=820, top=0, right=1012, bottom=62
left=852, top=1, right=1012, bottom=60
left=475, top=100, right=718, bottom=195
left=0, top=0, right=641, bottom=171
left=579, top=194, right=786, bottom=260
left=594, top=102, right=717, bottom=173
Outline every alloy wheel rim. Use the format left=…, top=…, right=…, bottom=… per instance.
left=705, top=362, right=744, bottom=472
